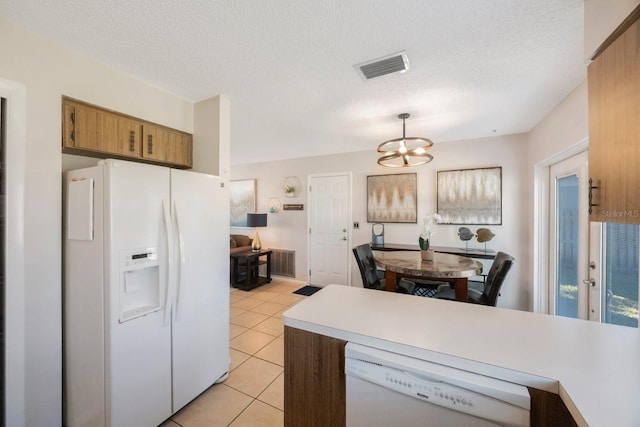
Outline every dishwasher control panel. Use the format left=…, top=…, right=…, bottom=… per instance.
left=345, top=343, right=530, bottom=427
left=346, top=358, right=489, bottom=416
left=383, top=370, right=476, bottom=408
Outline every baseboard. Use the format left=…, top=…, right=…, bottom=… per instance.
left=271, top=275, right=306, bottom=285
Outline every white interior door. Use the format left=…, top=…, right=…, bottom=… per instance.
left=308, top=173, right=351, bottom=286
left=549, top=151, right=591, bottom=320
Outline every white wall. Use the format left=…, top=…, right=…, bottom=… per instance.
left=584, top=0, right=640, bottom=60
left=0, top=19, right=193, bottom=426
left=0, top=76, right=27, bottom=427
left=232, top=133, right=529, bottom=310
left=194, top=95, right=231, bottom=178
left=526, top=80, right=589, bottom=312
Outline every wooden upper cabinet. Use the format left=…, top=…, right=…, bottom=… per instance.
left=166, top=130, right=193, bottom=168
left=588, top=11, right=640, bottom=224
left=117, top=117, right=142, bottom=158
left=64, top=101, right=101, bottom=152
left=142, top=123, right=167, bottom=163
left=141, top=124, right=193, bottom=168
left=62, top=97, right=192, bottom=169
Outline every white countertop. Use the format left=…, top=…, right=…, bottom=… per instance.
left=283, top=285, right=640, bottom=427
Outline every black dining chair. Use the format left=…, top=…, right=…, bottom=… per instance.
left=352, top=244, right=415, bottom=294
left=434, top=251, right=515, bottom=306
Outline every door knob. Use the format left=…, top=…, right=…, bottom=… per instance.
left=582, top=278, right=596, bottom=287
left=342, top=237, right=347, bottom=241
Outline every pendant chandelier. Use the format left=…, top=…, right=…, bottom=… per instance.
left=377, top=113, right=434, bottom=167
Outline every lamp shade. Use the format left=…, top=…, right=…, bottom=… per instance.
left=246, top=213, right=267, bottom=228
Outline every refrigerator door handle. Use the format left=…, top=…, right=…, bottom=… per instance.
left=162, top=199, right=173, bottom=326
left=173, top=200, right=186, bottom=321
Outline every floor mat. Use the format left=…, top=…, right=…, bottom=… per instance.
left=292, top=285, right=322, bottom=296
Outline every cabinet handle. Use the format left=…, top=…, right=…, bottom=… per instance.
left=588, top=178, right=599, bottom=214
left=148, top=134, right=153, bottom=155
left=70, top=110, right=75, bottom=143
left=129, top=131, right=135, bottom=152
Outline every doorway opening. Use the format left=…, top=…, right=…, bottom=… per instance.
left=546, top=149, right=639, bottom=327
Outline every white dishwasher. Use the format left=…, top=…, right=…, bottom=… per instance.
left=345, top=343, right=530, bottom=427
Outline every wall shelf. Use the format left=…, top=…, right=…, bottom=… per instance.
left=267, top=197, right=282, bottom=213
left=281, top=176, right=302, bottom=198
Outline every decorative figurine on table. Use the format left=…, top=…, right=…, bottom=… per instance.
left=476, top=228, right=495, bottom=252
left=371, top=223, right=384, bottom=247
left=457, top=227, right=475, bottom=251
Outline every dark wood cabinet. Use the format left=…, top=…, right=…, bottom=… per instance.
left=284, top=326, right=346, bottom=427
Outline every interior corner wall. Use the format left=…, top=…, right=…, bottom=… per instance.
left=584, top=0, right=640, bottom=60
left=0, top=19, right=193, bottom=426
left=526, top=79, right=589, bottom=312
left=193, top=95, right=231, bottom=178
left=231, top=133, right=529, bottom=311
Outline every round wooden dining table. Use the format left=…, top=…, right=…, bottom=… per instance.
left=374, top=251, right=483, bottom=301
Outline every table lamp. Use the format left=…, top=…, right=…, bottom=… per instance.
left=247, top=213, right=267, bottom=252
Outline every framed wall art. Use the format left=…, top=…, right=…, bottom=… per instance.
left=436, top=167, right=502, bottom=225
left=367, top=173, right=417, bottom=223
left=230, top=179, right=256, bottom=227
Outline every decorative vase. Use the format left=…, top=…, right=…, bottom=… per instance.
left=421, top=249, right=434, bottom=261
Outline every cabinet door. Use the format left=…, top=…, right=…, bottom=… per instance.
left=117, top=117, right=142, bottom=158
left=142, top=123, right=167, bottom=162
left=165, top=131, right=193, bottom=168
left=96, top=111, right=119, bottom=155
left=588, top=17, right=640, bottom=224
left=63, top=101, right=135, bottom=158
left=63, top=102, right=99, bottom=150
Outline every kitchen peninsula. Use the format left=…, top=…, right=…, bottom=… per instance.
left=283, top=285, right=640, bottom=426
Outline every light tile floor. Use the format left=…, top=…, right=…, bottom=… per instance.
left=161, top=279, right=307, bottom=427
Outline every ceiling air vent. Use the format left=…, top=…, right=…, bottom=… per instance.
left=355, top=51, right=410, bottom=80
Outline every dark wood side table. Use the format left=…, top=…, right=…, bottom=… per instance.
left=231, top=250, right=272, bottom=291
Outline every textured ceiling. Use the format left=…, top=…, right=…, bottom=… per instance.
left=0, top=0, right=586, bottom=165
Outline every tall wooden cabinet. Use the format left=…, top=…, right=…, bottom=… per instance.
left=62, top=97, right=192, bottom=169
left=587, top=7, right=640, bottom=223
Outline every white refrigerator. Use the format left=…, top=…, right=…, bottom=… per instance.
left=64, top=159, right=229, bottom=427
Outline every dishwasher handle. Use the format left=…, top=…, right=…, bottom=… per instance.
left=404, top=370, right=445, bottom=385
